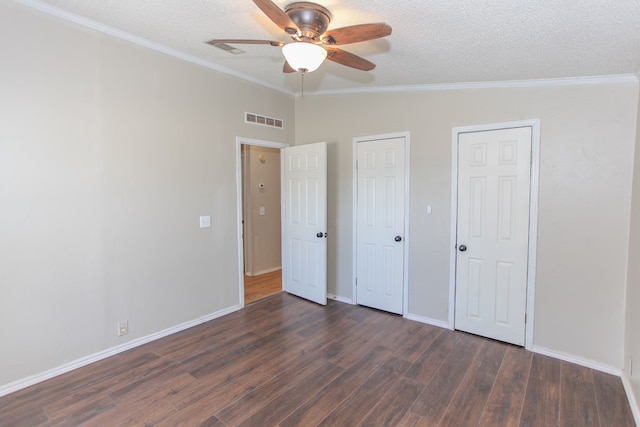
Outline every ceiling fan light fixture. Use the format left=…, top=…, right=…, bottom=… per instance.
left=282, top=42, right=327, bottom=73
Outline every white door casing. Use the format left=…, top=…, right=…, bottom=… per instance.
left=355, top=136, right=407, bottom=314
left=454, top=126, right=532, bottom=346
left=282, top=142, right=328, bottom=305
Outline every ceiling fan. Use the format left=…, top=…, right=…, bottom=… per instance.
left=206, top=0, right=392, bottom=74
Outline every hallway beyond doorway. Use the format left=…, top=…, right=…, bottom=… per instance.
left=244, top=269, right=282, bottom=304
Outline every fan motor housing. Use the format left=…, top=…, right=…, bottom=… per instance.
left=285, top=2, right=332, bottom=40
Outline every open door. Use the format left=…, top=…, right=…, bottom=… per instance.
left=282, top=142, right=328, bottom=305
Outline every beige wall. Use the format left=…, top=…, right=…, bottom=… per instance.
left=0, top=1, right=293, bottom=388
left=2, top=0, right=640, bottom=396
left=624, top=91, right=640, bottom=413
left=242, top=145, right=281, bottom=275
left=294, top=82, right=638, bottom=370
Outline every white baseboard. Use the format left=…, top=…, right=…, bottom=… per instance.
left=328, top=294, right=354, bottom=304
left=246, top=267, right=282, bottom=277
left=0, top=305, right=242, bottom=398
left=404, top=313, right=449, bottom=329
left=532, top=345, right=622, bottom=376
left=622, top=375, right=640, bottom=426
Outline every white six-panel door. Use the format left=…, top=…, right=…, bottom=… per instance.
left=455, top=127, right=531, bottom=345
left=356, top=137, right=405, bottom=314
left=282, top=142, right=327, bottom=305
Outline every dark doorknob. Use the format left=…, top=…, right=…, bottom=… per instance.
left=317, top=232, right=323, bottom=238
left=459, top=244, right=467, bottom=252
left=395, top=236, right=402, bottom=242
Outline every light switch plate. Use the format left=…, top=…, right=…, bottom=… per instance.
left=199, top=216, right=211, bottom=228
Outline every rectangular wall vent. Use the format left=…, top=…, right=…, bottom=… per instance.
left=245, top=112, right=284, bottom=130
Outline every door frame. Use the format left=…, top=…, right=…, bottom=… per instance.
left=448, top=119, right=540, bottom=349
left=352, top=131, right=411, bottom=315
left=235, top=136, right=289, bottom=308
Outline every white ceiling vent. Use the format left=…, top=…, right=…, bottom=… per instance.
left=245, top=112, right=284, bottom=130
left=211, top=43, right=245, bottom=55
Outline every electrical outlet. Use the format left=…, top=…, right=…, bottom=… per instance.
left=199, top=216, right=211, bottom=228
left=118, top=320, right=129, bottom=336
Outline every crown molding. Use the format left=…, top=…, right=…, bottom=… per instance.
left=306, top=74, right=639, bottom=97
left=12, top=0, right=295, bottom=96
left=13, top=1, right=638, bottom=98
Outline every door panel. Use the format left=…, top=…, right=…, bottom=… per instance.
left=356, top=137, right=405, bottom=314
left=282, top=142, right=327, bottom=305
left=455, top=127, right=531, bottom=345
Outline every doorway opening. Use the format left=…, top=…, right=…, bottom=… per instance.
left=236, top=138, right=288, bottom=306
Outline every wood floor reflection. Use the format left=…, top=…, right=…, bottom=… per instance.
left=0, top=293, right=635, bottom=426
left=244, top=269, right=282, bottom=304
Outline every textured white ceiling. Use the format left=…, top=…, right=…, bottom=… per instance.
left=18, top=0, right=640, bottom=94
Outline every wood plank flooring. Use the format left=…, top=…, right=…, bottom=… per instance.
left=244, top=270, right=282, bottom=305
left=0, top=293, right=635, bottom=426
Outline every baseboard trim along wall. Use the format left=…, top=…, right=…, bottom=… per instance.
left=532, top=345, right=622, bottom=376
left=328, top=294, right=353, bottom=305
left=3, top=300, right=635, bottom=421
left=247, top=266, right=282, bottom=277
left=400, top=317, right=626, bottom=377
left=404, top=313, right=450, bottom=329
left=0, top=305, right=242, bottom=398
left=622, top=376, right=640, bottom=425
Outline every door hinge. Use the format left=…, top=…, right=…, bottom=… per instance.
left=355, top=161, right=358, bottom=170
left=355, top=278, right=357, bottom=286
left=524, top=313, right=527, bottom=324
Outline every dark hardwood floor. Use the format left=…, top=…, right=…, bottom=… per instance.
left=0, top=293, right=635, bottom=426
left=244, top=270, right=282, bottom=305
